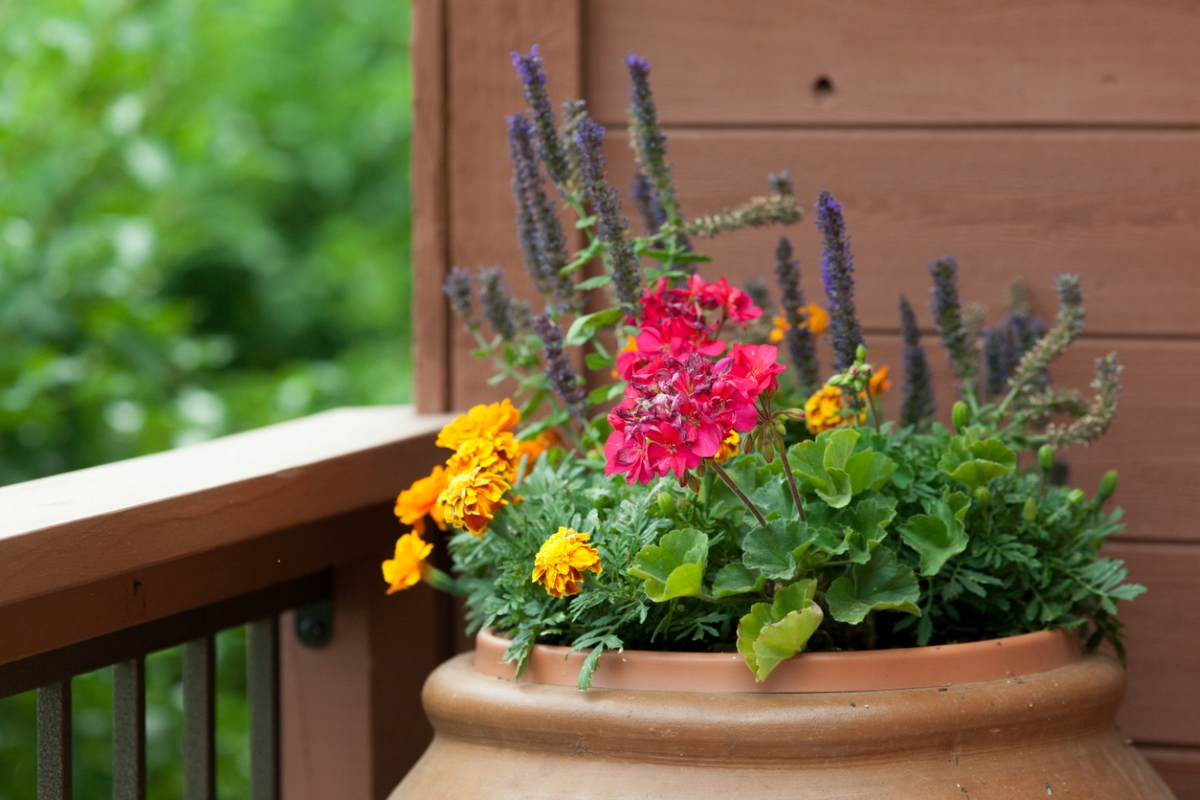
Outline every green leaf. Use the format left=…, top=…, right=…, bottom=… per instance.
left=575, top=214, right=598, bottom=229
left=741, top=519, right=813, bottom=580
left=844, top=448, right=898, bottom=495
left=787, top=439, right=832, bottom=494
left=898, top=503, right=969, bottom=577
left=575, top=274, right=611, bottom=291
left=825, top=548, right=921, bottom=624
left=577, top=643, right=605, bottom=690
left=564, top=308, right=624, bottom=347
left=823, top=428, right=861, bottom=473
left=938, top=437, right=1016, bottom=490
left=629, top=528, right=709, bottom=602
left=737, top=580, right=824, bottom=681
left=846, top=496, right=899, bottom=542
left=588, top=383, right=625, bottom=405
left=670, top=251, right=713, bottom=265
left=712, top=563, right=765, bottom=598
left=585, top=352, right=612, bottom=370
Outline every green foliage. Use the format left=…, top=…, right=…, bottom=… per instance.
left=630, top=528, right=709, bottom=602
left=737, top=579, right=822, bottom=681
left=0, top=0, right=412, bottom=485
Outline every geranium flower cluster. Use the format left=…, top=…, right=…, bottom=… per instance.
left=617, top=275, right=762, bottom=379
left=605, top=343, right=784, bottom=485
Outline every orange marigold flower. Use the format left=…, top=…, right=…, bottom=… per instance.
left=517, top=430, right=559, bottom=462
left=394, top=465, right=449, bottom=534
left=804, top=384, right=864, bottom=434
left=438, top=467, right=511, bottom=536
left=532, top=527, right=602, bottom=598
left=381, top=531, right=433, bottom=594
left=714, top=430, right=740, bottom=463
left=768, top=304, right=830, bottom=343
left=869, top=364, right=892, bottom=395
left=436, top=399, right=521, bottom=451
left=446, top=434, right=521, bottom=481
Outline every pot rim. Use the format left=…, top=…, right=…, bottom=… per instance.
left=474, top=626, right=1082, bottom=693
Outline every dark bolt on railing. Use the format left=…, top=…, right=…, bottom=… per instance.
left=1, top=571, right=331, bottom=800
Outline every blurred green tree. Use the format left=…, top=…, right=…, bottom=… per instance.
left=0, top=0, right=413, bottom=485
left=0, top=0, right=413, bottom=796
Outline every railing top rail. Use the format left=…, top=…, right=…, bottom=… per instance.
left=0, top=405, right=450, bottom=610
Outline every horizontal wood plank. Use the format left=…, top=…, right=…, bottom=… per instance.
left=584, top=0, right=1200, bottom=126
left=603, top=129, right=1200, bottom=337
left=1140, top=746, right=1200, bottom=800
left=1108, top=543, right=1200, bottom=747
left=0, top=406, right=450, bottom=609
left=861, top=335, right=1200, bottom=544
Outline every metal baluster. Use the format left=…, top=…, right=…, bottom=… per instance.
left=247, top=618, right=280, bottom=800
left=113, top=657, right=146, bottom=800
left=183, top=636, right=216, bottom=800
left=37, top=679, right=71, bottom=800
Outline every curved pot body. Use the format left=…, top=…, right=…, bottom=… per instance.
left=392, top=645, right=1174, bottom=799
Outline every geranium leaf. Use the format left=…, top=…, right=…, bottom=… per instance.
left=786, top=439, right=831, bottom=494
left=629, top=528, right=709, bottom=602
left=742, top=519, right=813, bottom=580
left=845, top=448, right=898, bottom=495
left=712, top=562, right=765, bottom=598
left=937, top=437, right=1016, bottom=490
left=847, top=496, right=899, bottom=542
left=825, top=548, right=921, bottom=624
left=898, top=506, right=968, bottom=576
left=738, top=580, right=824, bottom=681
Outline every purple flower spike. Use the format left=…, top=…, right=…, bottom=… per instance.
left=510, top=45, right=571, bottom=190
left=533, top=313, right=588, bottom=425
left=928, top=256, right=977, bottom=386
left=507, top=113, right=572, bottom=303
left=575, top=117, right=641, bottom=314
left=899, top=295, right=935, bottom=430
left=815, top=190, right=864, bottom=372
left=774, top=236, right=819, bottom=391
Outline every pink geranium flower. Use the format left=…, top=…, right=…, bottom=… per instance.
left=727, top=343, right=786, bottom=397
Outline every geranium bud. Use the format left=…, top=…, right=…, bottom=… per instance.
left=685, top=473, right=701, bottom=491
left=1067, top=488, right=1085, bottom=505
left=761, top=438, right=775, bottom=463
left=1097, top=470, right=1119, bottom=503
left=1023, top=498, right=1038, bottom=522
left=775, top=422, right=786, bottom=435
left=952, top=401, right=971, bottom=433
left=742, top=431, right=756, bottom=453
left=656, top=492, right=677, bottom=516
left=1038, top=444, right=1056, bottom=473
left=974, top=486, right=991, bottom=511
left=696, top=462, right=707, bottom=478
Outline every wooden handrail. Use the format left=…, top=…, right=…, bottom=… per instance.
left=0, top=405, right=451, bottom=665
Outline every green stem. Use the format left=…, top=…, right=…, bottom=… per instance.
left=710, top=461, right=769, bottom=528
left=776, top=448, right=807, bottom=523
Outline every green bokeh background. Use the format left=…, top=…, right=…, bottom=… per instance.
left=0, top=0, right=414, bottom=795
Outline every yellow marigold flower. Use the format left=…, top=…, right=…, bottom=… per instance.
left=438, top=467, right=511, bottom=536
left=714, top=430, right=740, bottom=463
left=869, top=364, right=892, bottom=395
left=436, top=399, right=521, bottom=451
left=768, top=304, right=830, bottom=343
left=446, top=434, right=521, bottom=481
left=394, top=465, right=449, bottom=534
left=805, top=385, right=865, bottom=434
left=382, top=531, right=433, bottom=594
left=532, top=527, right=602, bottom=599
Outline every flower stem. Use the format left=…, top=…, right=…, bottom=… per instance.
left=710, top=461, right=769, bottom=528
left=776, top=448, right=807, bottom=523
left=866, top=390, right=882, bottom=434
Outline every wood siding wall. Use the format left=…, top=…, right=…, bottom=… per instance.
left=412, top=2, right=1200, bottom=794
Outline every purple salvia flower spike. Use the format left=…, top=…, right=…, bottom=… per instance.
left=444, top=266, right=477, bottom=330
left=510, top=45, right=571, bottom=191
left=928, top=256, right=977, bottom=387
left=773, top=236, right=819, bottom=391
left=575, top=117, right=641, bottom=315
left=815, top=190, right=864, bottom=372
left=899, top=295, right=935, bottom=430
left=533, top=313, right=588, bottom=425
left=507, top=114, right=573, bottom=304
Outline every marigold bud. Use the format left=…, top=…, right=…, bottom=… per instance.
left=856, top=344, right=867, bottom=361
left=1038, top=444, right=1056, bottom=473
left=1067, top=488, right=1086, bottom=505
left=1097, top=470, right=1119, bottom=504
left=1023, top=497, right=1038, bottom=522
left=952, top=401, right=971, bottom=433
left=657, top=492, right=677, bottom=516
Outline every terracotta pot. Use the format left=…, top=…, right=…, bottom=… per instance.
left=391, top=632, right=1176, bottom=799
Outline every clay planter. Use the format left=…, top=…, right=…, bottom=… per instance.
left=391, top=630, right=1175, bottom=799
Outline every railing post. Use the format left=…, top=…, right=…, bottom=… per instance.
left=248, top=617, right=281, bottom=800
left=37, top=679, right=71, bottom=800
left=113, top=657, right=147, bottom=800
left=183, top=635, right=216, bottom=800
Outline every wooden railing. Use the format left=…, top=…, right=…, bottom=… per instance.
left=0, top=406, right=455, bottom=800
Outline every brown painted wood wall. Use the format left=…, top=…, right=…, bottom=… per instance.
left=412, top=1, right=1200, bottom=795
